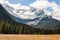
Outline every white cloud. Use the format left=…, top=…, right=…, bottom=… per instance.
left=50, top=2, right=60, bottom=12
left=8, top=4, right=30, bottom=10
left=30, top=0, right=60, bottom=14
left=30, top=1, right=51, bottom=10
left=0, top=0, right=30, bottom=10
left=4, top=0, right=30, bottom=10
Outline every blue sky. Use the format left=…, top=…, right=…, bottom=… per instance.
left=8, top=0, right=35, bottom=6
left=48, top=0, right=60, bottom=5
left=8, top=0, right=60, bottom=6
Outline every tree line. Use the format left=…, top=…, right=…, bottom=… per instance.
left=0, top=20, right=60, bottom=34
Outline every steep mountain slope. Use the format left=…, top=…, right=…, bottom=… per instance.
left=0, top=4, right=42, bottom=34
left=0, top=4, right=13, bottom=21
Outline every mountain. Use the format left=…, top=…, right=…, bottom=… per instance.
left=0, top=4, right=42, bottom=34
left=0, top=4, right=46, bottom=25
left=35, top=16, right=60, bottom=29
left=1, top=3, right=60, bottom=27
left=1, top=4, right=60, bottom=28
left=0, top=3, right=60, bottom=34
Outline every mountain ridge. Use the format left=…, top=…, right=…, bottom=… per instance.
left=0, top=3, right=60, bottom=29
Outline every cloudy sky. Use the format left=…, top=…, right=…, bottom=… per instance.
left=3, top=0, right=60, bottom=6
left=0, top=0, right=60, bottom=11
left=0, top=0, right=60, bottom=12
left=0, top=0, right=60, bottom=20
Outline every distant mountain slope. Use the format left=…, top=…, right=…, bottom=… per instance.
left=35, top=16, right=60, bottom=29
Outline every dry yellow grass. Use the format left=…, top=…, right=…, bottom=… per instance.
left=0, top=34, right=60, bottom=40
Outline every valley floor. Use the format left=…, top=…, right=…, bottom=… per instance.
left=0, top=34, right=60, bottom=40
